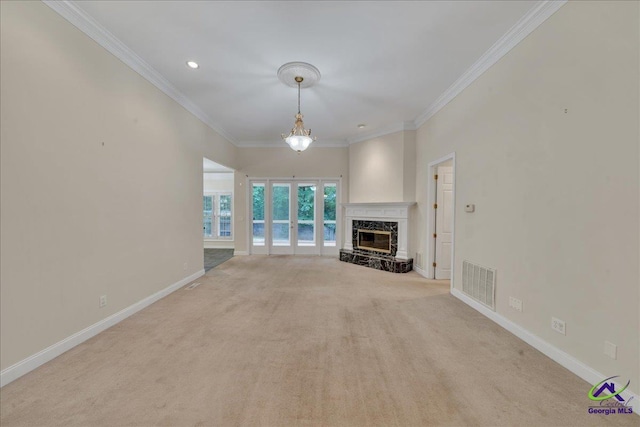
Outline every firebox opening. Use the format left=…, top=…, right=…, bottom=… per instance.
left=357, top=229, right=391, bottom=254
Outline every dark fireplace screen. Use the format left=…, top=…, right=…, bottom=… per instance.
left=357, top=230, right=391, bottom=254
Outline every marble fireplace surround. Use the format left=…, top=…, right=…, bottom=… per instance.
left=342, top=202, right=415, bottom=260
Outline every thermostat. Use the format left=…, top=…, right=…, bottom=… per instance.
left=465, top=204, right=475, bottom=213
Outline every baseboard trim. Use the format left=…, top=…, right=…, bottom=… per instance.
left=414, top=265, right=428, bottom=278
left=0, top=269, right=205, bottom=388
left=451, top=288, right=639, bottom=415
left=233, top=250, right=249, bottom=256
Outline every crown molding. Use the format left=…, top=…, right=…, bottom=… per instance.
left=42, top=0, right=566, bottom=148
left=413, top=0, right=567, bottom=128
left=347, top=121, right=417, bottom=145
left=42, top=0, right=237, bottom=145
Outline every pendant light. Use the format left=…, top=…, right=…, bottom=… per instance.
left=278, top=62, right=321, bottom=153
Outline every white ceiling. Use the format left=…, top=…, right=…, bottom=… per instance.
left=60, top=1, right=545, bottom=147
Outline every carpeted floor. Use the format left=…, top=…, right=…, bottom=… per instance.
left=204, top=248, right=234, bottom=271
left=0, top=256, right=636, bottom=426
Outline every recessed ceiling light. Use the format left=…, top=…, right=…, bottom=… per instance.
left=186, top=61, right=199, bottom=69
left=357, top=124, right=366, bottom=129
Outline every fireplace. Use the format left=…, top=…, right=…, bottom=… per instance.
left=357, top=229, right=391, bottom=253
left=340, top=202, right=415, bottom=273
left=352, top=220, right=398, bottom=256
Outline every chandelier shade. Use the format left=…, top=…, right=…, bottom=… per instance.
left=283, top=113, right=314, bottom=152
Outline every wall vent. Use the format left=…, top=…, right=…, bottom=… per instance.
left=462, top=260, right=496, bottom=310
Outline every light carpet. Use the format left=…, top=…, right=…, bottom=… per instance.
left=0, top=256, right=635, bottom=426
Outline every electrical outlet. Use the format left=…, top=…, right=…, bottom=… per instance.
left=604, top=341, right=617, bottom=359
left=183, top=262, right=188, bottom=271
left=99, top=295, right=107, bottom=308
left=416, top=252, right=422, bottom=267
left=509, top=297, right=523, bottom=312
left=551, top=317, right=565, bottom=335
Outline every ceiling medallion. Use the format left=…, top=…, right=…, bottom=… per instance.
left=278, top=62, right=320, bottom=152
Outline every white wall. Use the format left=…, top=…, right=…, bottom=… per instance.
left=233, top=147, right=349, bottom=254
left=415, top=1, right=639, bottom=394
left=203, top=173, right=234, bottom=193
left=403, top=131, right=417, bottom=204
left=348, top=131, right=416, bottom=203
left=0, top=2, right=237, bottom=371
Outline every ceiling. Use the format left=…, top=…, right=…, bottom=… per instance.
left=58, top=1, right=544, bottom=147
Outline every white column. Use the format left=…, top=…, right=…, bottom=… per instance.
left=396, top=218, right=408, bottom=260
left=343, top=215, right=353, bottom=251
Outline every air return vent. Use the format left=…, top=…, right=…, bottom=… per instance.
left=462, top=260, right=496, bottom=310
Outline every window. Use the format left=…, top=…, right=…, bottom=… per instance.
left=297, top=183, right=315, bottom=246
left=219, top=194, right=232, bottom=237
left=271, top=183, right=290, bottom=246
left=203, top=195, right=214, bottom=238
left=203, top=192, right=233, bottom=239
left=323, top=183, right=337, bottom=246
left=252, top=183, right=265, bottom=246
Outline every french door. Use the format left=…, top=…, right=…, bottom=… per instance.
left=271, top=182, right=293, bottom=254
left=250, top=179, right=339, bottom=255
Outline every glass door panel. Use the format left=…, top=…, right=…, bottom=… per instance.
left=297, top=183, right=316, bottom=247
left=271, top=183, right=292, bottom=252
left=251, top=183, right=266, bottom=248
left=323, top=183, right=337, bottom=247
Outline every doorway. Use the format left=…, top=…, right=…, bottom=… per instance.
left=426, top=154, right=456, bottom=285
left=203, top=157, right=235, bottom=269
left=249, top=178, right=340, bottom=256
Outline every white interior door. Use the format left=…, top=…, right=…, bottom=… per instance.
left=435, top=166, right=453, bottom=279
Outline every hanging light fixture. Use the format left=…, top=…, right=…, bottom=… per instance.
left=278, top=62, right=321, bottom=153
left=282, top=76, right=315, bottom=152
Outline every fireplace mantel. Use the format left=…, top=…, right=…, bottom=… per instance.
left=342, top=202, right=415, bottom=260
left=342, top=202, right=415, bottom=220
